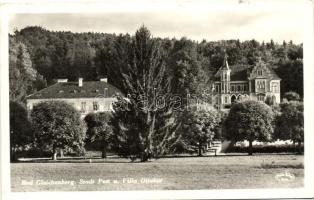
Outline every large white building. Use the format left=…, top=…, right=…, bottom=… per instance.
left=26, top=78, right=122, bottom=118
left=212, top=55, right=281, bottom=110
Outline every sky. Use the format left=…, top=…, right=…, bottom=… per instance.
left=8, top=2, right=307, bottom=44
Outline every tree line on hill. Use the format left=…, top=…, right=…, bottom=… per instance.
left=9, top=26, right=304, bottom=162
left=9, top=25, right=303, bottom=104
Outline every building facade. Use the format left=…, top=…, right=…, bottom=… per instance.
left=212, top=55, right=281, bottom=110
left=26, top=78, right=122, bottom=118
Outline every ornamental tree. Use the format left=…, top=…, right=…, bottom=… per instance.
left=84, top=112, right=113, bottom=158
left=224, top=100, right=274, bottom=155
left=31, top=101, right=86, bottom=160
left=180, top=104, right=220, bottom=156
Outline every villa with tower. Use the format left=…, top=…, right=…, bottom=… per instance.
left=212, top=55, right=281, bottom=110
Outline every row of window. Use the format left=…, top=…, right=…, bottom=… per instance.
left=216, top=82, right=279, bottom=94
left=256, top=81, right=279, bottom=93
left=257, top=70, right=263, bottom=76
left=256, top=80, right=266, bottom=90
left=216, top=84, right=247, bottom=92
left=81, top=102, right=100, bottom=112
left=257, top=95, right=265, bottom=101
left=230, top=84, right=247, bottom=92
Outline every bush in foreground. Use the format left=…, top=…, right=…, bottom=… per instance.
left=226, top=144, right=304, bottom=154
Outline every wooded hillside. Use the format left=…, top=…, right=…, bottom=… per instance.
left=9, top=26, right=303, bottom=103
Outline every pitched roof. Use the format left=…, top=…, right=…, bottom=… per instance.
left=27, top=81, right=123, bottom=99
left=267, top=67, right=281, bottom=80
left=214, top=64, right=281, bottom=81
left=214, top=65, right=252, bottom=81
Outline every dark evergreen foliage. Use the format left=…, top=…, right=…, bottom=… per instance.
left=10, top=26, right=303, bottom=104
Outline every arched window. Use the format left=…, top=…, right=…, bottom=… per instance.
left=231, top=95, right=236, bottom=103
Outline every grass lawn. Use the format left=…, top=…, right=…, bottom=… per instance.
left=11, top=154, right=304, bottom=192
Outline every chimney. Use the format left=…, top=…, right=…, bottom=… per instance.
left=78, top=78, right=83, bottom=87
left=100, top=78, right=108, bottom=83
left=57, top=79, right=68, bottom=83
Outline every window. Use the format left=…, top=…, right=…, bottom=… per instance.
left=237, top=85, right=241, bottom=92
left=257, top=80, right=265, bottom=90
left=243, top=85, right=247, bottom=91
left=224, top=96, right=228, bottom=103
left=81, top=102, right=86, bottom=112
left=257, top=95, right=265, bottom=101
left=216, top=85, right=219, bottom=92
left=93, top=102, right=99, bottom=111
left=271, top=83, right=279, bottom=93
left=231, top=85, right=234, bottom=91
left=257, top=70, right=263, bottom=76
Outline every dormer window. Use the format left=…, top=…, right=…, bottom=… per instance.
left=257, top=70, right=263, bottom=76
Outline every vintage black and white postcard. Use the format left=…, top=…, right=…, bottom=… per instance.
left=0, top=0, right=313, bottom=199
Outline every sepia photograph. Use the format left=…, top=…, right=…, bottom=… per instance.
left=0, top=0, right=313, bottom=199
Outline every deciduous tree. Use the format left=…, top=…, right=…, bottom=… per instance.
left=224, top=100, right=274, bottom=155
left=274, top=101, right=303, bottom=154
left=9, top=38, right=37, bottom=102
left=181, top=104, right=220, bottom=156
left=84, top=112, right=113, bottom=158
left=31, top=101, right=86, bottom=160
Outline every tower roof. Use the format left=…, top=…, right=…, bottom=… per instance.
left=221, top=53, right=229, bottom=70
